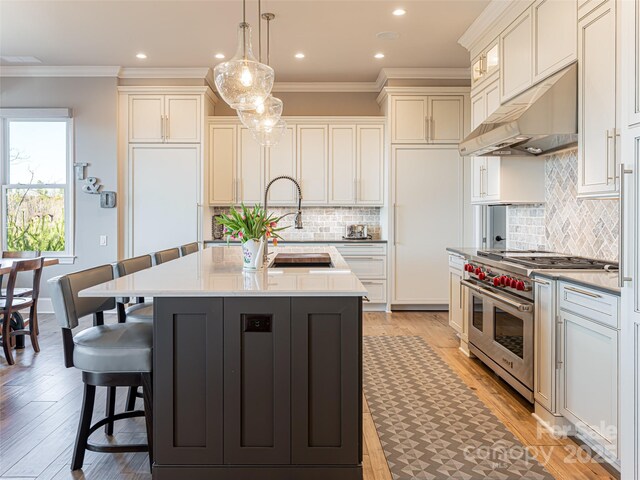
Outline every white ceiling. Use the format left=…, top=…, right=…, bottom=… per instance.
left=0, top=0, right=489, bottom=82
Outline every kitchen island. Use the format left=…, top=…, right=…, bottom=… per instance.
left=81, top=246, right=366, bottom=480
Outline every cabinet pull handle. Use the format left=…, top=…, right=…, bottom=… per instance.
left=480, top=165, right=485, bottom=197
left=160, top=115, right=164, bottom=140
left=564, top=285, right=602, bottom=299
left=556, top=318, right=562, bottom=369
left=605, top=129, right=614, bottom=183
left=619, top=163, right=634, bottom=287
left=354, top=178, right=358, bottom=202
left=425, top=116, right=430, bottom=142
left=531, top=278, right=551, bottom=286
left=393, top=203, right=399, bottom=245
left=165, top=115, right=169, bottom=140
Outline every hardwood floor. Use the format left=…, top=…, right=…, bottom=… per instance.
left=0, top=312, right=617, bottom=479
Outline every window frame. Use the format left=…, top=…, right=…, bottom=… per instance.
left=0, top=110, right=75, bottom=263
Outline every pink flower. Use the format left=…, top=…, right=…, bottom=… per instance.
left=273, top=238, right=278, bottom=246
left=270, top=222, right=277, bottom=227
left=238, top=231, right=244, bottom=238
left=266, top=231, right=271, bottom=237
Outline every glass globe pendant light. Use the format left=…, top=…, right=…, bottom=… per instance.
left=213, top=0, right=274, bottom=111
left=249, top=118, right=287, bottom=147
left=238, top=13, right=284, bottom=135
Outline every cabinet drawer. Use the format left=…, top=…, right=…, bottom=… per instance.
left=342, top=256, right=386, bottom=279
left=559, top=282, right=619, bottom=328
left=334, top=244, right=386, bottom=257
left=448, top=253, right=465, bottom=270
left=362, top=280, right=387, bottom=304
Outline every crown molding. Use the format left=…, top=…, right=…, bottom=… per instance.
left=118, top=67, right=212, bottom=79
left=375, top=67, right=471, bottom=90
left=0, top=65, right=121, bottom=77
left=458, top=0, right=528, bottom=53
left=271, top=82, right=379, bottom=93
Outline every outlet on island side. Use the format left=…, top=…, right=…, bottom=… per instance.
left=99, top=235, right=108, bottom=246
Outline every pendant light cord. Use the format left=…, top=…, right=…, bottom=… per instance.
left=266, top=12, right=270, bottom=66
left=242, top=0, right=247, bottom=58
left=258, top=0, right=262, bottom=63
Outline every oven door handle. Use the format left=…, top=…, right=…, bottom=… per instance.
left=460, top=280, right=533, bottom=313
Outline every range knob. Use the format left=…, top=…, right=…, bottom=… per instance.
left=475, top=267, right=482, bottom=275
left=465, top=263, right=473, bottom=272
left=478, top=272, right=486, bottom=280
left=493, top=277, right=501, bottom=287
left=516, top=281, right=525, bottom=291
left=510, top=278, right=518, bottom=289
left=500, top=276, right=509, bottom=286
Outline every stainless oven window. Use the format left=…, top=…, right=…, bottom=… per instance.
left=472, top=295, right=484, bottom=332
left=493, top=306, right=524, bottom=359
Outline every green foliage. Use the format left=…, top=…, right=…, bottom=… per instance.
left=216, top=204, right=287, bottom=244
left=6, top=188, right=65, bottom=252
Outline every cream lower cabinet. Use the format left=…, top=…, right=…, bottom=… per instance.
left=392, top=146, right=462, bottom=305
left=533, top=277, right=559, bottom=415
left=448, top=254, right=468, bottom=353
left=335, top=243, right=388, bottom=310
left=577, top=0, right=619, bottom=197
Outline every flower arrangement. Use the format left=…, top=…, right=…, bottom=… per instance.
left=216, top=203, right=287, bottom=246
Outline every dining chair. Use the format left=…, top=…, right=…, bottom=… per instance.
left=1, top=250, right=40, bottom=297
left=49, top=265, right=153, bottom=471
left=180, top=242, right=199, bottom=256
left=0, top=257, right=44, bottom=365
left=154, top=247, right=180, bottom=265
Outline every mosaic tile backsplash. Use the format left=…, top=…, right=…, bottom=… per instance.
left=212, top=206, right=381, bottom=241
left=507, top=150, right=620, bottom=261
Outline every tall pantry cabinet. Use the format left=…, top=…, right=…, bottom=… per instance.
left=118, top=86, right=217, bottom=258
left=378, top=88, right=469, bottom=308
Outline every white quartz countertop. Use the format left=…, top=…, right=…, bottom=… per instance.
left=533, top=270, right=621, bottom=295
left=80, top=246, right=368, bottom=298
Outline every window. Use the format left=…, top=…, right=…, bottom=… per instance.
left=0, top=109, right=74, bottom=259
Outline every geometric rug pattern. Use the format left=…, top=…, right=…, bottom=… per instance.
left=363, top=336, right=554, bottom=480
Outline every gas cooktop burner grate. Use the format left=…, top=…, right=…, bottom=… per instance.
left=476, top=250, right=618, bottom=270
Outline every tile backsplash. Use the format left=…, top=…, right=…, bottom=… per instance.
left=212, top=206, right=381, bottom=241
left=506, top=150, right=619, bottom=261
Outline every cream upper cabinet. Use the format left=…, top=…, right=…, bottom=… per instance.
left=328, top=125, right=357, bottom=205
left=391, top=95, right=464, bottom=144
left=629, top=0, right=640, bottom=127
left=297, top=125, right=328, bottom=205
left=265, top=125, right=297, bottom=206
left=129, top=94, right=201, bottom=143
left=237, top=127, right=264, bottom=206
left=472, top=39, right=500, bottom=92
left=356, top=125, right=384, bottom=205
left=208, top=125, right=236, bottom=206
left=485, top=81, right=500, bottom=120
left=500, top=8, right=534, bottom=102
left=577, top=0, right=618, bottom=197
left=533, top=0, right=577, bottom=83
left=471, top=158, right=485, bottom=203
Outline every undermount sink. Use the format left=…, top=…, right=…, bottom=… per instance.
left=270, top=253, right=333, bottom=268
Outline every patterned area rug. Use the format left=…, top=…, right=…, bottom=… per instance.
left=363, top=336, right=554, bottom=480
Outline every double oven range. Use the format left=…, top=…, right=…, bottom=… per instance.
left=460, top=250, right=617, bottom=402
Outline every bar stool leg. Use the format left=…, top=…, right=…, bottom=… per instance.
left=72, top=383, right=96, bottom=470
left=125, top=386, right=138, bottom=411
left=105, top=386, right=116, bottom=435
left=142, top=373, right=153, bottom=471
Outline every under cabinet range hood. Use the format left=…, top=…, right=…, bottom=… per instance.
left=459, top=63, right=577, bottom=157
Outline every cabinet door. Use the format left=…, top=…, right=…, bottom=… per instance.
left=471, top=157, right=485, bottom=203
left=427, top=96, right=464, bottom=144
left=266, top=125, right=297, bottom=205
left=560, top=310, right=618, bottom=457
left=209, top=125, right=236, bottom=205
left=501, top=8, right=533, bottom=102
left=328, top=125, right=356, bottom=205
left=129, top=95, right=164, bottom=143
left=578, top=1, right=618, bottom=197
left=471, top=93, right=486, bottom=129
left=154, top=298, right=224, bottom=465
left=291, top=297, right=361, bottom=465
left=630, top=0, right=640, bottom=126
left=393, top=147, right=462, bottom=304
left=356, top=125, right=384, bottom=205
left=165, top=95, right=201, bottom=143
left=485, top=157, right=502, bottom=201
left=484, top=41, right=500, bottom=78
left=485, top=80, right=500, bottom=121
left=448, top=265, right=464, bottom=334
left=238, top=128, right=264, bottom=205
left=471, top=54, right=484, bottom=88
left=534, top=279, right=557, bottom=413
left=130, top=145, right=200, bottom=256
left=533, top=0, right=577, bottom=83
left=297, top=125, right=328, bottom=204
left=391, top=96, right=428, bottom=143
left=223, top=298, right=291, bottom=464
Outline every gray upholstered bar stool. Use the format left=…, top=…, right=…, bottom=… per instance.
left=49, top=265, right=153, bottom=471
left=154, top=247, right=180, bottom=265
left=114, top=255, right=153, bottom=324
left=180, top=242, right=199, bottom=256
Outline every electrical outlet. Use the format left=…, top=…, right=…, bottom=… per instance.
left=99, top=235, right=107, bottom=246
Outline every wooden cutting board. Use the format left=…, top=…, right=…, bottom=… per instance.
left=273, top=253, right=332, bottom=264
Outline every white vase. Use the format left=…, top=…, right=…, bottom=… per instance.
left=241, top=238, right=265, bottom=270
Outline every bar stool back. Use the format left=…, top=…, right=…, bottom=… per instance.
left=180, top=242, right=199, bottom=256
left=49, top=265, right=153, bottom=471
left=114, top=255, right=153, bottom=324
left=154, top=247, right=180, bottom=265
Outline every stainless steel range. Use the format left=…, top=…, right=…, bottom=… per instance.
left=460, top=249, right=617, bottom=403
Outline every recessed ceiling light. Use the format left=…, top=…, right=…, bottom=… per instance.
left=376, top=31, right=400, bottom=40
left=214, top=53, right=225, bottom=59
left=392, top=8, right=407, bottom=16
left=136, top=53, right=147, bottom=59
left=295, top=52, right=305, bottom=59
left=374, top=53, right=385, bottom=59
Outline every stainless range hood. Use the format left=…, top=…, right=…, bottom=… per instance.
left=459, top=63, right=577, bottom=157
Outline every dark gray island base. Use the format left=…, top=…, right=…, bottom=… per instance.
left=152, top=296, right=363, bottom=480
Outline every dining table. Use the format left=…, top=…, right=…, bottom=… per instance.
left=0, top=257, right=59, bottom=349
